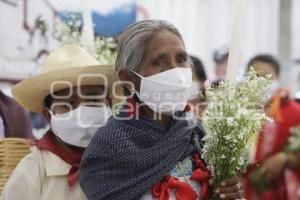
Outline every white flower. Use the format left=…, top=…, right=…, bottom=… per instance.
left=227, top=117, right=235, bottom=126
left=54, top=14, right=116, bottom=64
left=237, top=133, right=244, bottom=140
left=224, top=135, right=231, bottom=141
left=202, top=68, right=272, bottom=185
left=237, top=108, right=248, bottom=116
left=238, top=157, right=244, bottom=166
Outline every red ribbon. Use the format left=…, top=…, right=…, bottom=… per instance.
left=190, top=153, right=210, bottom=200
left=35, top=131, right=83, bottom=188
left=68, top=165, right=80, bottom=190
left=152, top=153, right=211, bottom=200
left=152, top=175, right=198, bottom=200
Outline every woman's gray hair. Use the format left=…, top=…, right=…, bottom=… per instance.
left=115, top=20, right=184, bottom=72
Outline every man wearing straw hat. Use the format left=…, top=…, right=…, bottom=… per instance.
left=0, top=45, right=114, bottom=200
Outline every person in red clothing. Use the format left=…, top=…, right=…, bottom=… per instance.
left=245, top=54, right=300, bottom=200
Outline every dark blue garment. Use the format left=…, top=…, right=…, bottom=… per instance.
left=79, top=112, right=205, bottom=200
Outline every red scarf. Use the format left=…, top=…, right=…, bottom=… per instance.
left=35, top=131, right=84, bottom=188
left=152, top=153, right=211, bottom=200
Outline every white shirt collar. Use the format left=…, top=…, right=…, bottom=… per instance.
left=43, top=150, right=71, bottom=177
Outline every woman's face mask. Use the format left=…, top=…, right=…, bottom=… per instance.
left=49, top=105, right=112, bottom=147
left=131, top=67, right=192, bottom=114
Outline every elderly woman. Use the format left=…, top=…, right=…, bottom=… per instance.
left=80, top=20, right=244, bottom=200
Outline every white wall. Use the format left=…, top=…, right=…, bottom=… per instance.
left=0, top=0, right=58, bottom=81
left=293, top=0, right=300, bottom=60
left=138, top=0, right=281, bottom=80
left=0, top=0, right=135, bottom=83
left=1, top=0, right=300, bottom=93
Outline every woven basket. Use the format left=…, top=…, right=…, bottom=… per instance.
left=0, top=138, right=31, bottom=192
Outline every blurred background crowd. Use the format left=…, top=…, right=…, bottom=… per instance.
left=1, top=0, right=300, bottom=138
left=0, top=0, right=300, bottom=199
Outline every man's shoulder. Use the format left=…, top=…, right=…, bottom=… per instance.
left=8, top=146, right=43, bottom=174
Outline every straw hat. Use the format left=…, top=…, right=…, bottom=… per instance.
left=12, top=45, right=115, bottom=113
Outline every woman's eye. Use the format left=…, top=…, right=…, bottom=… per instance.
left=177, top=57, right=187, bottom=64
left=153, top=59, right=165, bottom=67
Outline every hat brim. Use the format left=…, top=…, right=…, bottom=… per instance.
left=12, top=64, right=115, bottom=113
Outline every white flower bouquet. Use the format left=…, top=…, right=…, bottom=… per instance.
left=54, top=13, right=117, bottom=64
left=202, top=69, right=272, bottom=186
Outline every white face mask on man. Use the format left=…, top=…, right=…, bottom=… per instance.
left=131, top=67, right=192, bottom=114
left=49, top=105, right=112, bottom=147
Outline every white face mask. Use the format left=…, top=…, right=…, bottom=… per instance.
left=132, top=68, right=192, bottom=114
left=189, top=81, right=201, bottom=100
left=50, top=105, right=112, bottom=147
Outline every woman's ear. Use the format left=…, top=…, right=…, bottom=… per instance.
left=117, top=69, right=137, bottom=92
left=42, top=109, right=51, bottom=123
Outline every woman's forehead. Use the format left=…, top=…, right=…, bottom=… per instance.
left=147, top=30, right=184, bottom=50
left=143, top=30, right=186, bottom=60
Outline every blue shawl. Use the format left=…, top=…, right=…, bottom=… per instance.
left=80, top=110, right=205, bottom=200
